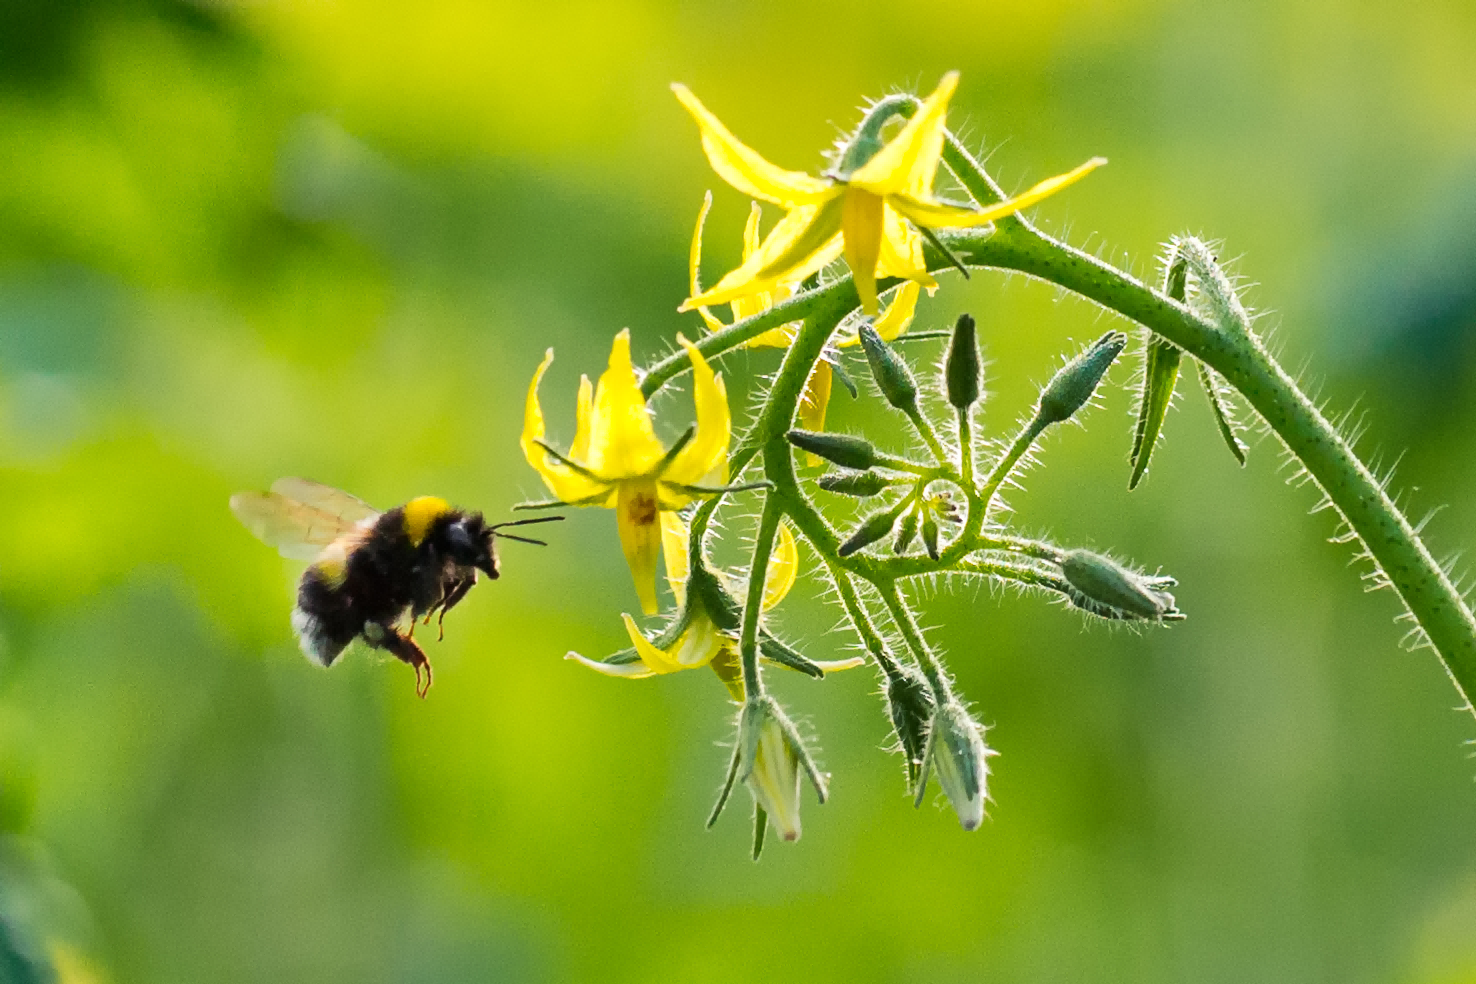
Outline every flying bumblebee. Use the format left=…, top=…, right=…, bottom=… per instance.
left=230, top=477, right=562, bottom=697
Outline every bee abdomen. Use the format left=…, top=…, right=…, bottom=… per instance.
left=291, top=606, right=350, bottom=667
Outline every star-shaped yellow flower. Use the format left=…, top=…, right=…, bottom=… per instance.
left=568, top=517, right=863, bottom=699
left=522, top=329, right=729, bottom=615
left=688, top=191, right=920, bottom=436
left=673, top=71, right=1105, bottom=316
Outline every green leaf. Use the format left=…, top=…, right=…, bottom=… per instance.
left=1128, top=335, right=1183, bottom=490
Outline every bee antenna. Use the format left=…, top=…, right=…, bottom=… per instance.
left=493, top=533, right=549, bottom=547
left=490, top=515, right=565, bottom=532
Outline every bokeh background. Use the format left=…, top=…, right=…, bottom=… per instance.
left=1, top=0, right=1475, bottom=981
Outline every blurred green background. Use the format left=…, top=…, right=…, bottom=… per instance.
left=1, top=0, right=1474, bottom=981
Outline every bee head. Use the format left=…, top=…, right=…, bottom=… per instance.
left=445, top=513, right=500, bottom=579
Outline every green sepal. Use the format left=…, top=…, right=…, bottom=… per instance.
left=786, top=430, right=878, bottom=470
left=751, top=804, right=768, bottom=861
left=758, top=633, right=825, bottom=679
left=921, top=514, right=940, bottom=560
left=884, top=665, right=936, bottom=792
left=892, top=510, right=919, bottom=554
left=1196, top=360, right=1248, bottom=466
left=1128, top=335, right=1183, bottom=490
left=859, top=322, right=920, bottom=411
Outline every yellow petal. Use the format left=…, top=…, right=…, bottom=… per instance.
left=808, top=656, right=867, bottom=672
left=570, top=373, right=594, bottom=462
left=586, top=330, right=665, bottom=479
left=616, top=480, right=662, bottom=615
left=689, top=192, right=728, bottom=334
left=663, top=335, right=731, bottom=487
left=741, top=200, right=763, bottom=261
left=849, top=71, right=959, bottom=198
left=888, top=157, right=1107, bottom=230
left=672, top=84, right=834, bottom=208
left=521, top=349, right=609, bottom=503
left=566, top=651, right=656, bottom=679
left=762, top=520, right=798, bottom=611
left=842, top=189, right=886, bottom=315
left=621, top=614, right=685, bottom=674
left=682, top=197, right=845, bottom=311
left=876, top=207, right=934, bottom=288
left=661, top=510, right=689, bottom=604
left=873, top=281, right=920, bottom=342
left=796, top=360, right=832, bottom=435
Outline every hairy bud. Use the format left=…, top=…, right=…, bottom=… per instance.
left=893, top=510, right=919, bottom=554
left=921, top=514, right=940, bottom=560
left=786, top=430, right=877, bottom=470
left=944, top=312, right=982, bottom=409
left=884, top=665, right=935, bottom=791
left=817, top=470, right=892, bottom=497
left=859, top=322, right=919, bottom=411
left=1037, top=331, right=1128, bottom=426
left=1061, top=549, right=1177, bottom=620
left=919, top=701, right=994, bottom=831
left=839, top=499, right=908, bottom=557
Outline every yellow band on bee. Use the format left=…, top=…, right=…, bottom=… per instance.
left=403, top=496, right=453, bottom=547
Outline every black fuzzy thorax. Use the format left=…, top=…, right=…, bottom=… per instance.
left=296, top=506, right=472, bottom=663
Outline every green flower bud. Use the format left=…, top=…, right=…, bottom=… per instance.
left=944, top=312, right=981, bottom=409
left=817, top=470, right=893, bottom=497
left=737, top=696, right=827, bottom=847
left=921, top=514, right=940, bottom=560
left=1060, top=549, right=1178, bottom=620
left=786, top=429, right=877, bottom=470
left=859, top=322, right=919, bottom=411
left=920, top=701, right=994, bottom=831
left=828, top=94, right=913, bottom=180
left=1037, top=330, right=1128, bottom=426
left=893, top=510, right=919, bottom=554
left=884, top=665, right=935, bottom=791
left=839, top=499, right=908, bottom=557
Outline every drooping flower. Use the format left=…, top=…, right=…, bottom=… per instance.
left=688, top=190, right=919, bottom=436
left=674, top=71, right=1105, bottom=315
left=522, top=329, right=729, bottom=615
left=567, top=517, right=864, bottom=698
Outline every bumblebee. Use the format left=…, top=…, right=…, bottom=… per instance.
left=230, top=477, right=561, bottom=697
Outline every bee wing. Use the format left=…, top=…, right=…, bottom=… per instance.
left=268, top=477, right=381, bottom=525
left=230, top=482, right=381, bottom=561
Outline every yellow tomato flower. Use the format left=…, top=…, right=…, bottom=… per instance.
left=567, top=518, right=864, bottom=698
left=688, top=191, right=920, bottom=435
left=522, top=329, right=729, bottom=615
left=673, top=71, right=1106, bottom=316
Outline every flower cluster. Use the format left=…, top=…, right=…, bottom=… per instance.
left=518, top=73, right=1181, bottom=857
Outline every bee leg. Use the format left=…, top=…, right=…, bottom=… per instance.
left=379, top=626, right=433, bottom=698
left=436, top=576, right=477, bottom=642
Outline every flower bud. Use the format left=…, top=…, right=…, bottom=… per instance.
left=839, top=499, right=908, bottom=557
left=944, top=313, right=981, bottom=409
left=738, top=696, right=826, bottom=846
left=1060, top=549, right=1177, bottom=620
left=891, top=507, right=915, bottom=554
left=884, top=665, right=935, bottom=790
left=829, top=93, right=913, bottom=180
left=921, top=514, right=940, bottom=560
left=786, top=429, right=877, bottom=470
left=817, top=470, right=892, bottom=497
left=859, top=322, right=919, bottom=410
left=1037, top=331, right=1127, bottom=426
left=921, top=701, right=994, bottom=831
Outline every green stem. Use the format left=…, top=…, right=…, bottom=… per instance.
left=739, top=494, right=782, bottom=699
left=823, top=558, right=903, bottom=678
left=876, top=579, right=953, bottom=703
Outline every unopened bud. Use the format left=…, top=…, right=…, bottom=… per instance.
left=829, top=94, right=913, bottom=181
left=817, top=470, right=892, bottom=497
left=884, top=666, right=935, bottom=790
left=738, top=696, right=826, bottom=848
left=859, top=322, right=919, bottom=410
left=920, top=701, right=994, bottom=831
left=921, top=514, right=940, bottom=560
left=786, top=430, right=877, bottom=470
left=893, top=510, right=919, bottom=554
left=839, top=500, right=908, bottom=557
left=1061, top=549, right=1177, bottom=620
left=944, top=313, right=981, bottom=409
left=1037, top=331, right=1127, bottom=426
